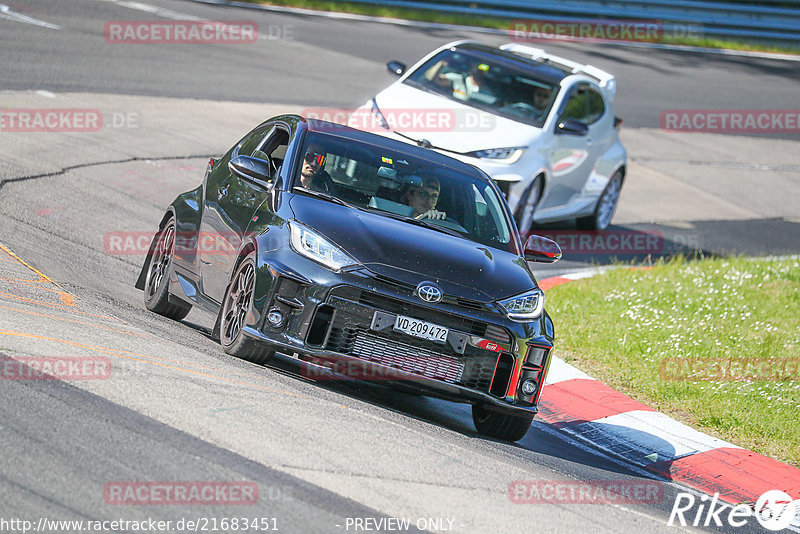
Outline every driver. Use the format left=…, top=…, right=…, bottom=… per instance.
left=532, top=86, right=552, bottom=112
left=500, top=85, right=552, bottom=119
left=299, top=143, right=337, bottom=194
left=404, top=176, right=446, bottom=220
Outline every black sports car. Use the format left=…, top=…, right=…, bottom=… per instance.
left=136, top=115, right=561, bottom=441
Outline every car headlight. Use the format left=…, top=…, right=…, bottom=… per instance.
left=289, top=221, right=359, bottom=271
left=369, top=99, right=390, bottom=130
left=466, top=147, right=526, bottom=164
left=498, top=288, right=545, bottom=321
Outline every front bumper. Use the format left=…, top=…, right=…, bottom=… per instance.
left=243, top=253, right=554, bottom=416
left=244, top=325, right=540, bottom=415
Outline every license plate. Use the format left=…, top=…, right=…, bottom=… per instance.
left=393, top=315, right=448, bottom=344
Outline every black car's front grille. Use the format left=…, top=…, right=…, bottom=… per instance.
left=369, top=274, right=491, bottom=314
left=331, top=286, right=510, bottom=343
left=350, top=331, right=464, bottom=383
left=320, top=288, right=508, bottom=394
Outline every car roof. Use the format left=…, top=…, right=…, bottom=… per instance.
left=302, top=119, right=492, bottom=182
left=449, top=42, right=570, bottom=85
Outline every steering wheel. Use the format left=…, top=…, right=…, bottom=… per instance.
left=510, top=102, right=537, bottom=114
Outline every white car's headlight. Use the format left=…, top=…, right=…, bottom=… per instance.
left=498, top=288, right=545, bottom=321
left=467, top=147, right=526, bottom=164
left=289, top=221, right=358, bottom=271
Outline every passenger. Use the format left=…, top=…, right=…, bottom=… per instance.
left=426, top=61, right=495, bottom=103
left=404, top=176, right=446, bottom=220
left=299, top=143, right=337, bottom=194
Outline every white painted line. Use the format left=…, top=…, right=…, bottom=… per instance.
left=101, top=0, right=300, bottom=44
left=113, top=0, right=204, bottom=21
left=544, top=355, right=593, bottom=385
left=561, top=269, right=607, bottom=280
left=572, top=410, right=740, bottom=466
left=532, top=420, right=663, bottom=481
left=188, top=0, right=800, bottom=62
left=0, top=4, right=61, bottom=30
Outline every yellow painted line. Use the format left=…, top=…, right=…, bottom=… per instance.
left=0, top=277, right=77, bottom=296
left=0, top=304, right=147, bottom=338
left=0, top=292, right=117, bottom=320
left=0, top=243, right=76, bottom=306
left=0, top=330, right=306, bottom=398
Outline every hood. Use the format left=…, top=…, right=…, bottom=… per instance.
left=289, top=194, right=536, bottom=302
left=374, top=82, right=542, bottom=154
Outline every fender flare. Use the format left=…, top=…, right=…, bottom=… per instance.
left=134, top=209, right=176, bottom=291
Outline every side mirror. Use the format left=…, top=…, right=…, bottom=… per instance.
left=386, top=60, right=406, bottom=77
left=555, top=118, right=589, bottom=137
left=523, top=235, right=562, bottom=263
left=229, top=155, right=272, bottom=189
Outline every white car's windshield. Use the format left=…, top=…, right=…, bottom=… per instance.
left=294, top=131, right=517, bottom=254
left=404, top=49, right=559, bottom=128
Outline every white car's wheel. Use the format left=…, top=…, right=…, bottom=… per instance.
left=577, top=171, right=623, bottom=231
left=513, top=176, right=543, bottom=236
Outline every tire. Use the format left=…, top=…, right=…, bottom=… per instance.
left=472, top=404, right=535, bottom=442
left=513, top=176, right=543, bottom=237
left=219, top=253, right=274, bottom=365
left=577, top=170, right=623, bottom=231
left=143, top=217, right=191, bottom=320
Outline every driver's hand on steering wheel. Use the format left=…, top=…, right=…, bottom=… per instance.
left=416, top=209, right=447, bottom=220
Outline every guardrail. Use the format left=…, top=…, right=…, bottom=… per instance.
left=344, top=0, right=800, bottom=43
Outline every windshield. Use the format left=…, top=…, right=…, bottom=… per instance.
left=404, top=49, right=559, bottom=128
left=293, top=132, right=517, bottom=254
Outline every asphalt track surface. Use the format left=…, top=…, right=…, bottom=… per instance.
left=0, top=1, right=798, bottom=533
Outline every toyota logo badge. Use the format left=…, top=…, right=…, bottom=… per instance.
left=416, top=282, right=443, bottom=304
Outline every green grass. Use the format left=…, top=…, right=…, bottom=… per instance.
left=546, top=256, right=800, bottom=467
left=240, top=0, right=800, bottom=55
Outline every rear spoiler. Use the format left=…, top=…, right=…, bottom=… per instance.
left=500, top=43, right=617, bottom=102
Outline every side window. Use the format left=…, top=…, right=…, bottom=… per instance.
left=586, top=88, right=606, bottom=125
left=471, top=184, right=510, bottom=244
left=237, top=124, right=273, bottom=157
left=244, top=126, right=290, bottom=180
left=558, top=85, right=590, bottom=124
left=255, top=128, right=289, bottom=167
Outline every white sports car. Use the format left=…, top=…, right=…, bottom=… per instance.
left=352, top=41, right=627, bottom=233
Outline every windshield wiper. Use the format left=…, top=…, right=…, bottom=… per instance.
left=364, top=207, right=463, bottom=238
left=403, top=78, right=440, bottom=96
left=410, top=217, right=463, bottom=237
left=296, top=187, right=350, bottom=207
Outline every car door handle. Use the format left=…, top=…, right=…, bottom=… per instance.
left=586, top=137, right=593, bottom=146
left=218, top=185, right=229, bottom=200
